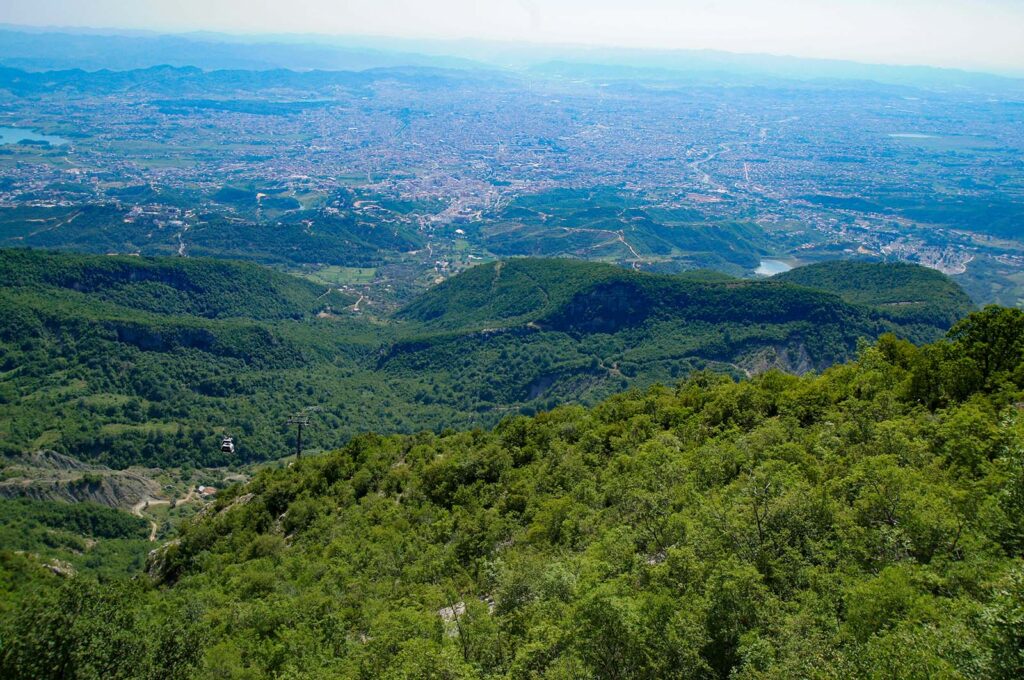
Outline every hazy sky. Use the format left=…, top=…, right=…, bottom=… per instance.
left=4, top=0, right=1024, bottom=73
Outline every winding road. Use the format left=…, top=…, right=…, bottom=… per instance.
left=131, top=489, right=200, bottom=542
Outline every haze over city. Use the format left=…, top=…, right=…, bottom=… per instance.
left=3, top=0, right=1024, bottom=74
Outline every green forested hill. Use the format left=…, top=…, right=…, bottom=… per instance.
left=0, top=250, right=973, bottom=468
left=385, top=258, right=973, bottom=415
left=3, top=306, right=1023, bottom=679
left=775, top=260, right=973, bottom=329
left=395, top=259, right=627, bottom=331
left=0, top=249, right=354, bottom=319
left=0, top=498, right=150, bottom=579
left=399, top=258, right=972, bottom=336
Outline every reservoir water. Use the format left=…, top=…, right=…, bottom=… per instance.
left=755, top=259, right=793, bottom=276
left=0, top=127, right=69, bottom=146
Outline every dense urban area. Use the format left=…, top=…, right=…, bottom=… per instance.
left=2, top=57, right=1023, bottom=308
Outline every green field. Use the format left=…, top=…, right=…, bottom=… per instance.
left=299, top=265, right=377, bottom=286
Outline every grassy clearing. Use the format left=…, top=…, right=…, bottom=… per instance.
left=301, top=265, right=377, bottom=286
left=77, top=393, right=135, bottom=408
left=31, top=429, right=61, bottom=449
left=99, top=422, right=182, bottom=436
left=21, top=380, right=89, bottom=402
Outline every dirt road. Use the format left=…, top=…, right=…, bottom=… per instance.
left=131, top=489, right=200, bottom=541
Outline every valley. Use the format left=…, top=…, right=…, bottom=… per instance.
left=0, top=250, right=972, bottom=473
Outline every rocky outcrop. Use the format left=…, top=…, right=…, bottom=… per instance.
left=0, top=450, right=161, bottom=509
left=736, top=341, right=815, bottom=376
left=145, top=539, right=180, bottom=582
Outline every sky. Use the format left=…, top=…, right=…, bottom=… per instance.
left=3, top=0, right=1024, bottom=74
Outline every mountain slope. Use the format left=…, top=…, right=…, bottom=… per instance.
left=389, top=259, right=973, bottom=397
left=0, top=251, right=973, bottom=468
left=395, top=258, right=627, bottom=331
left=6, top=307, right=1021, bottom=679
left=775, top=260, right=974, bottom=329
left=0, top=249, right=353, bottom=319
left=399, top=258, right=971, bottom=338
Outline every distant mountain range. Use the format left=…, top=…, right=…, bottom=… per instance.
left=1, top=25, right=1022, bottom=95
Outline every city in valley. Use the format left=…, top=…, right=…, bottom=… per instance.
left=2, top=42, right=1022, bottom=310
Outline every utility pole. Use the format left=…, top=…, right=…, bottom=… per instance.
left=286, top=412, right=311, bottom=458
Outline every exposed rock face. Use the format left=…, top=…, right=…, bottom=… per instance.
left=522, top=367, right=607, bottom=402
left=44, top=558, right=77, bottom=578
left=18, top=450, right=94, bottom=472
left=736, top=342, right=815, bottom=376
left=0, top=450, right=161, bottom=509
left=192, top=491, right=254, bottom=521
left=146, top=539, right=181, bottom=582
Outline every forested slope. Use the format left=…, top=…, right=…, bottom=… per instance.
left=2, top=306, right=1023, bottom=678
left=0, top=250, right=973, bottom=468
left=398, top=258, right=971, bottom=337
left=385, top=259, right=973, bottom=413
left=775, top=260, right=973, bottom=329
left=0, top=249, right=355, bottom=319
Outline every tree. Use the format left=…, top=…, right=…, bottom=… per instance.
left=948, top=306, right=1024, bottom=386
left=1, top=579, right=147, bottom=680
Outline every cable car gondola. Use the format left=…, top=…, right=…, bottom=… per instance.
left=220, top=436, right=235, bottom=454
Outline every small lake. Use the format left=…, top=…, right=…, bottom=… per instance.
left=755, top=259, right=793, bottom=276
left=0, top=127, right=69, bottom=146
left=888, top=133, right=935, bottom=139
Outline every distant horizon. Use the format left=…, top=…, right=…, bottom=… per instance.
left=2, top=21, right=1024, bottom=81
left=1, top=0, right=1023, bottom=76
